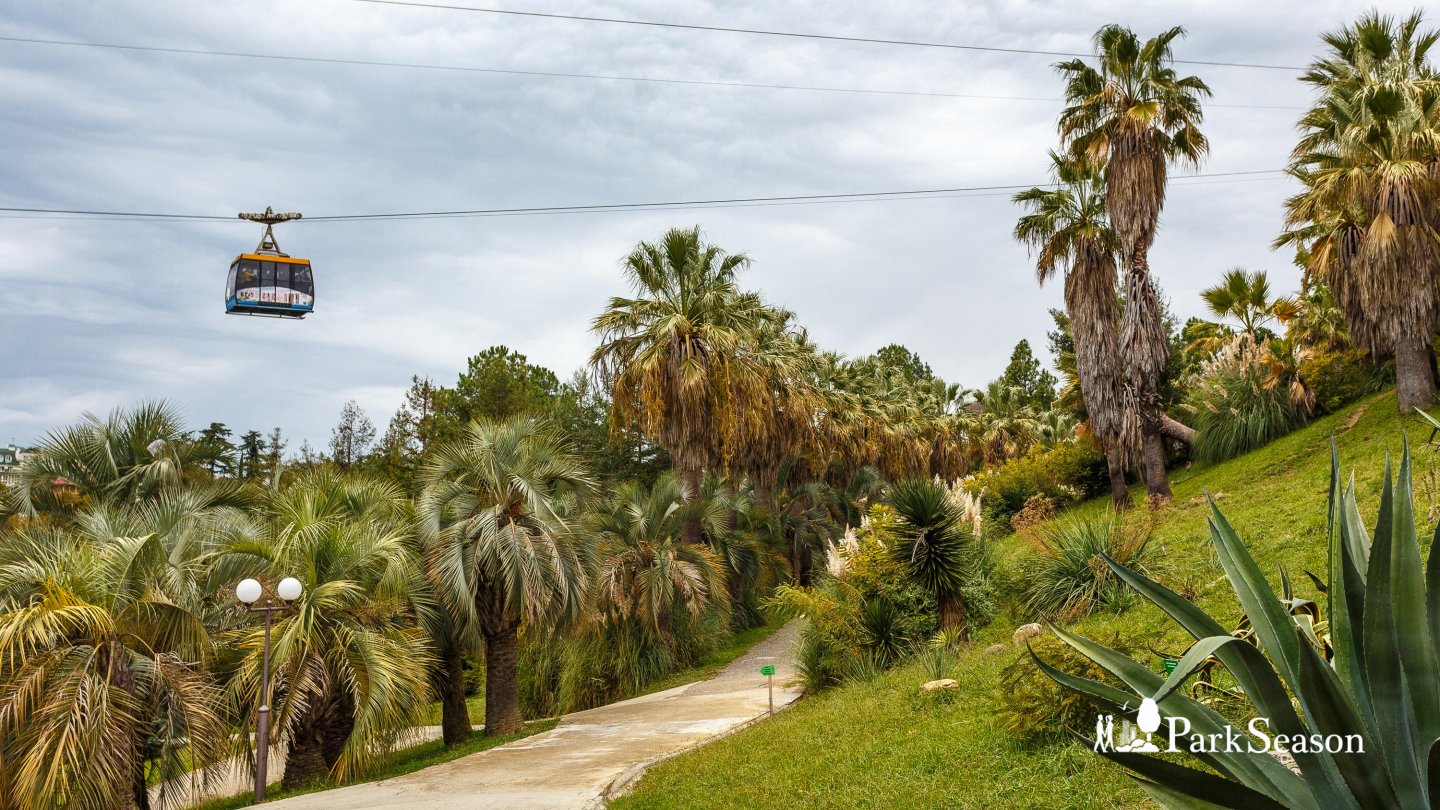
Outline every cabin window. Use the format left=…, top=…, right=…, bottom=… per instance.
left=259, top=262, right=276, bottom=303
left=292, top=264, right=314, bottom=296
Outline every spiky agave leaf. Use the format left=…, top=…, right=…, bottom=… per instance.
left=1044, top=442, right=1440, bottom=808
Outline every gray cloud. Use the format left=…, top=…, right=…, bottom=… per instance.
left=0, top=0, right=1411, bottom=446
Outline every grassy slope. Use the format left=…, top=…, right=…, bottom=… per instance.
left=614, top=390, right=1429, bottom=810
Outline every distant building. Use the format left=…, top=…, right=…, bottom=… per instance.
left=0, top=443, right=34, bottom=488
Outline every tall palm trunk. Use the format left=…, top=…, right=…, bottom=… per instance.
left=438, top=638, right=472, bottom=746
left=1065, top=241, right=1130, bottom=511
left=132, top=760, right=151, bottom=810
left=1141, top=432, right=1172, bottom=500
left=1395, top=334, right=1438, bottom=411
left=677, top=464, right=703, bottom=543
left=1121, top=243, right=1173, bottom=502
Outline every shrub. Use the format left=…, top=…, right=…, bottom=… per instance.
left=517, top=603, right=729, bottom=715
left=1299, top=346, right=1388, bottom=414
left=1019, top=511, right=1155, bottom=622
left=963, top=442, right=1108, bottom=528
left=1042, top=445, right=1440, bottom=807
left=995, top=632, right=1141, bottom=745
left=842, top=505, right=940, bottom=642
left=1010, top=493, right=1057, bottom=537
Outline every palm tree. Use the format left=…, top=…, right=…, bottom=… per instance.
left=1277, top=10, right=1440, bottom=411
left=419, top=416, right=595, bottom=737
left=887, top=479, right=977, bottom=633
left=591, top=226, right=772, bottom=542
left=4, top=401, right=236, bottom=517
left=1014, top=152, right=1135, bottom=508
left=1187, top=268, right=1295, bottom=358
left=1057, top=24, right=1211, bottom=499
left=0, top=514, right=229, bottom=810
left=228, top=473, right=433, bottom=789
left=590, top=474, right=728, bottom=641
left=967, top=381, right=1045, bottom=464
left=1201, top=268, right=1285, bottom=341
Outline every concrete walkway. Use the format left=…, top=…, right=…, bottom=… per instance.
left=153, top=724, right=473, bottom=809
left=240, top=621, right=799, bottom=810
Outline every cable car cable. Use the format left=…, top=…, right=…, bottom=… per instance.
left=349, top=0, right=1309, bottom=71
left=0, top=170, right=1285, bottom=222
left=0, top=36, right=1306, bottom=109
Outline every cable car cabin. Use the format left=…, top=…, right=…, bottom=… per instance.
left=225, top=254, right=314, bottom=318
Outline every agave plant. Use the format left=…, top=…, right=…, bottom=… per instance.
left=1038, top=443, right=1440, bottom=808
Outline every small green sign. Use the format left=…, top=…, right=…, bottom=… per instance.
left=1162, top=658, right=1179, bottom=676
left=760, top=664, right=776, bottom=676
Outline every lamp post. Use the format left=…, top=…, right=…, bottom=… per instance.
left=236, top=576, right=303, bottom=802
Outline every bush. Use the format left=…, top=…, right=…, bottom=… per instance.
left=963, top=442, right=1108, bottom=529
left=770, top=504, right=973, bottom=692
left=1184, top=341, right=1309, bottom=463
left=995, top=632, right=1141, bottom=745
left=1299, top=346, right=1388, bottom=414
left=517, top=604, right=729, bottom=716
left=1019, top=511, right=1155, bottom=622
left=1010, top=493, right=1057, bottom=537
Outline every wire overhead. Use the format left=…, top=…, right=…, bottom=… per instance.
left=0, top=170, right=1286, bottom=223
left=0, top=36, right=1304, bottom=110
left=350, top=0, right=1308, bottom=71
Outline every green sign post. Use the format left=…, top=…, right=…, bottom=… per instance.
left=760, top=664, right=776, bottom=713
left=1162, top=658, right=1179, bottom=676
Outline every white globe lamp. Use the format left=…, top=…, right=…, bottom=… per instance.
left=236, top=578, right=263, bottom=605
left=277, top=577, right=303, bottom=602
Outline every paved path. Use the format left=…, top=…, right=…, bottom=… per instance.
left=229, top=621, right=799, bottom=809
left=153, top=725, right=471, bottom=809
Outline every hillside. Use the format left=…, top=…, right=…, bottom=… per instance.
left=611, top=389, right=1427, bottom=809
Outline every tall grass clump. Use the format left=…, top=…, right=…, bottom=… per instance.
left=1185, top=336, right=1312, bottom=463
left=1020, top=511, right=1154, bottom=621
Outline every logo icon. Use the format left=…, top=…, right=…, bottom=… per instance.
left=1095, top=697, right=1162, bottom=752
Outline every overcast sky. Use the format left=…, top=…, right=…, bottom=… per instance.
left=0, top=1, right=1415, bottom=449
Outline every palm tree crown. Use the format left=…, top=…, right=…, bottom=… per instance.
left=1278, top=10, right=1440, bottom=410
left=591, top=227, right=772, bottom=480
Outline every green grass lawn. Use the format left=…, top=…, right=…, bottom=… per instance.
left=421, top=693, right=486, bottom=727
left=615, top=390, right=1431, bottom=809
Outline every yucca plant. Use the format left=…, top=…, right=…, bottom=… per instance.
left=1038, top=442, right=1440, bottom=808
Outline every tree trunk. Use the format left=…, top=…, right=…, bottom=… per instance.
left=1159, top=415, right=1196, bottom=447
left=678, top=464, right=703, bottom=544
left=282, top=717, right=329, bottom=790
left=938, top=591, right=967, bottom=636
left=1142, top=432, right=1172, bottom=503
left=1394, top=334, right=1438, bottom=412
left=282, top=689, right=353, bottom=790
left=1105, top=445, right=1132, bottom=511
left=483, top=623, right=523, bottom=736
left=797, top=541, right=814, bottom=586
left=439, top=639, right=473, bottom=746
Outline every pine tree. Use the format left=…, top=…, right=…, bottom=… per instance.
left=329, top=401, right=376, bottom=469
left=1002, top=339, right=1058, bottom=410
